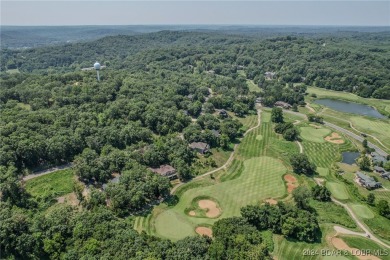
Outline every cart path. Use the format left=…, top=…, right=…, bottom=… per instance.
left=22, top=163, right=72, bottom=181
left=171, top=109, right=262, bottom=195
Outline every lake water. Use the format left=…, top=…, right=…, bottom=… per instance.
left=314, top=99, right=386, bottom=119
left=341, top=152, right=360, bottom=165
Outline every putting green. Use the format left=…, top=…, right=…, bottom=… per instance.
left=350, top=204, right=374, bottom=219
left=326, top=182, right=349, bottom=200
left=256, top=135, right=263, bottom=141
left=317, top=167, right=329, bottom=176
left=153, top=156, right=287, bottom=241
left=300, top=126, right=331, bottom=143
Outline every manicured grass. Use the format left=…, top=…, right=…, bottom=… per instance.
left=153, top=156, right=287, bottom=240
left=303, top=141, right=339, bottom=168
left=25, top=169, right=74, bottom=198
left=318, top=167, right=329, bottom=176
left=349, top=204, right=374, bottom=219
left=256, top=134, right=263, bottom=141
left=300, top=126, right=331, bottom=143
left=326, top=182, right=349, bottom=200
left=273, top=235, right=323, bottom=260
left=349, top=116, right=390, bottom=149
left=341, top=236, right=390, bottom=260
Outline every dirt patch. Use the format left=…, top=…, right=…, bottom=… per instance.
left=57, top=192, right=79, bottom=206
left=314, top=178, right=325, bottom=186
left=189, top=211, right=196, bottom=216
left=331, top=236, right=380, bottom=260
left=198, top=199, right=221, bottom=218
left=195, top=227, right=213, bottom=237
left=284, top=174, right=298, bottom=193
left=325, top=132, right=345, bottom=144
left=265, top=199, right=278, bottom=205
left=310, top=124, right=320, bottom=129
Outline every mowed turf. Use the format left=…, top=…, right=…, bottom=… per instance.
left=326, top=182, right=349, bottom=200
left=317, top=167, right=329, bottom=176
left=349, top=116, right=390, bottom=149
left=300, top=126, right=331, bottom=143
left=153, top=156, right=287, bottom=240
left=349, top=204, right=374, bottom=219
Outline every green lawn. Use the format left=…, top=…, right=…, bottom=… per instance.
left=326, top=182, right=349, bottom=200
left=300, top=126, right=331, bottom=143
left=341, top=236, right=390, bottom=260
left=152, top=156, right=287, bottom=240
left=25, top=169, right=74, bottom=199
left=303, top=141, right=339, bottom=168
left=349, top=116, right=390, bottom=149
left=318, top=167, right=329, bottom=176
left=310, top=200, right=357, bottom=229
left=349, top=204, right=374, bottom=219
left=273, top=235, right=324, bottom=260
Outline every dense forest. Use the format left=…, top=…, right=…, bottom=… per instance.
left=1, top=30, right=389, bottom=259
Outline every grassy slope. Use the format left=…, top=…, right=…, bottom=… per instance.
left=25, top=169, right=74, bottom=198
left=148, top=111, right=291, bottom=241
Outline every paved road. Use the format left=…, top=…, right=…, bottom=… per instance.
left=171, top=109, right=262, bottom=195
left=23, top=163, right=72, bottom=181
left=283, top=109, right=388, bottom=157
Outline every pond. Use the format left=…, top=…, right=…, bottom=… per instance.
left=341, top=152, right=360, bottom=165
left=314, top=99, right=386, bottom=119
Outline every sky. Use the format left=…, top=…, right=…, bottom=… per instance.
left=1, top=1, right=389, bottom=26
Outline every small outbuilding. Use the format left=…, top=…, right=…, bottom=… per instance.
left=374, top=166, right=385, bottom=173
left=189, top=142, right=210, bottom=154
left=149, top=165, right=177, bottom=179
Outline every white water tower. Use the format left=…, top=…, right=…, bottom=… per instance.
left=94, top=61, right=101, bottom=81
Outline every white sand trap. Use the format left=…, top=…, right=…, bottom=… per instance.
left=265, top=199, right=278, bottom=205
left=189, top=210, right=196, bottom=216
left=198, top=199, right=221, bottom=218
left=195, top=227, right=213, bottom=237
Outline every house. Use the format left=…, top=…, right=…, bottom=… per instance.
left=264, top=71, right=276, bottom=80
left=149, top=165, right=177, bottom=179
left=355, top=172, right=382, bottom=190
left=275, top=101, right=292, bottom=109
left=371, top=152, right=387, bottom=165
left=211, top=129, right=220, bottom=138
left=374, top=166, right=386, bottom=173
left=189, top=142, right=210, bottom=154
left=255, top=97, right=263, bottom=104
left=218, top=109, right=228, bottom=118
left=380, top=172, right=390, bottom=180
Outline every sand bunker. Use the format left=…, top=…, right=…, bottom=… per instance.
left=325, top=132, right=344, bottom=144
left=265, top=198, right=278, bottom=205
left=331, top=237, right=380, bottom=260
left=284, top=174, right=298, bottom=193
left=198, top=199, right=221, bottom=218
left=309, top=124, right=320, bottom=129
left=189, top=211, right=196, bottom=216
left=195, top=227, right=213, bottom=237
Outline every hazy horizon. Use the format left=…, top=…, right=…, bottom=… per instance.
left=1, top=1, right=389, bottom=26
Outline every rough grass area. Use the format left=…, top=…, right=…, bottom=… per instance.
left=349, top=204, right=374, bottom=219
left=340, top=236, right=390, bottom=260
left=363, top=216, right=390, bottom=241
left=310, top=200, right=357, bottom=229
left=300, top=126, right=331, bottom=143
left=326, top=182, right=349, bottom=200
left=25, top=169, right=74, bottom=199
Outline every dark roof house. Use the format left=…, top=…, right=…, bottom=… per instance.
left=149, top=165, right=177, bottom=179
left=374, top=166, right=385, bottom=173
left=275, top=101, right=292, bottom=109
left=380, top=172, right=390, bottom=180
left=218, top=109, right=228, bottom=118
left=189, top=142, right=210, bottom=154
left=264, top=71, right=276, bottom=80
left=356, top=172, right=382, bottom=190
